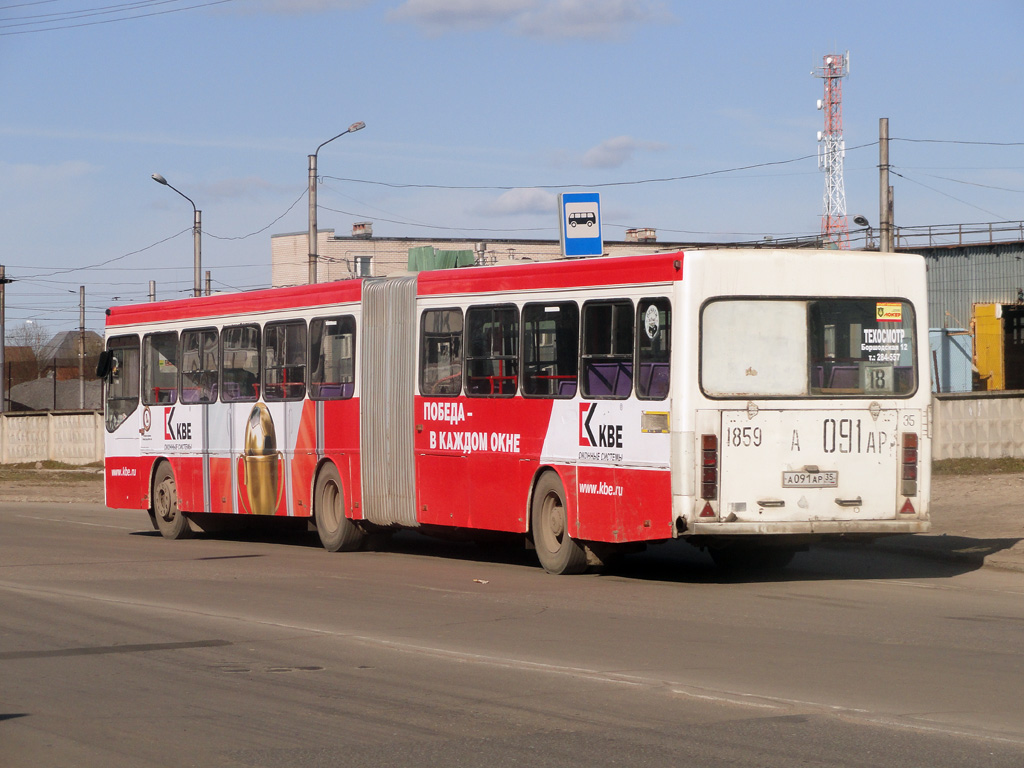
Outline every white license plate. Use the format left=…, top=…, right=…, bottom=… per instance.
left=782, top=471, right=838, bottom=488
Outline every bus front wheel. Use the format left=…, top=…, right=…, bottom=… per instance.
left=531, top=472, right=587, bottom=575
left=313, top=464, right=365, bottom=552
left=152, top=463, right=192, bottom=540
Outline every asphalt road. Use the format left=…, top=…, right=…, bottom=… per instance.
left=2, top=502, right=1023, bottom=767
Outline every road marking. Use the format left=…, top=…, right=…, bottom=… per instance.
left=14, top=513, right=138, bottom=531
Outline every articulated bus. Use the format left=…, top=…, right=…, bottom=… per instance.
left=100, top=248, right=930, bottom=573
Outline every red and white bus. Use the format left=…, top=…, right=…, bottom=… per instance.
left=100, top=248, right=930, bottom=573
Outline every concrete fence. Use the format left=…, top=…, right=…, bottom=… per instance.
left=1, top=395, right=1023, bottom=466
left=0, top=411, right=104, bottom=465
left=932, top=392, right=1024, bottom=460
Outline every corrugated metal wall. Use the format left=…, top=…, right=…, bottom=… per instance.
left=922, top=243, right=1024, bottom=329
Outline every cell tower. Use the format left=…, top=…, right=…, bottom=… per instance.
left=814, top=51, right=850, bottom=249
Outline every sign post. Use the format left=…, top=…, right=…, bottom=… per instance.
left=558, top=193, right=603, bottom=258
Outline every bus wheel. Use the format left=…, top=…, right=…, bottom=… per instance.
left=531, top=472, right=587, bottom=575
left=152, top=463, right=192, bottom=540
left=313, top=464, right=364, bottom=553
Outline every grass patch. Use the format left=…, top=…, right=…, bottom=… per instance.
left=0, top=461, right=103, bottom=483
left=3, top=460, right=102, bottom=470
left=932, top=457, right=1024, bottom=475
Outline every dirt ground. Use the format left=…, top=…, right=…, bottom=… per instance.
left=1, top=468, right=1021, bottom=543
left=0, top=468, right=105, bottom=505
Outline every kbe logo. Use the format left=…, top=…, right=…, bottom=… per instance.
left=579, top=403, right=623, bottom=448
left=164, top=407, right=193, bottom=442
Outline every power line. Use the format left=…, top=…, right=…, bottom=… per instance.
left=320, top=143, right=881, bottom=192
left=0, top=0, right=235, bottom=35
left=890, top=169, right=1014, bottom=222
left=318, top=204, right=550, bottom=234
left=913, top=172, right=1024, bottom=194
left=893, top=137, right=1024, bottom=147
left=205, top=189, right=306, bottom=241
left=14, top=227, right=191, bottom=279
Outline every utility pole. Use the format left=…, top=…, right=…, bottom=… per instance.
left=0, top=265, right=8, bottom=414
left=79, top=286, right=85, bottom=409
left=309, top=121, right=366, bottom=285
left=151, top=174, right=202, bottom=297
left=308, top=152, right=319, bottom=285
left=879, top=117, right=894, bottom=252
left=149, top=280, right=156, bottom=302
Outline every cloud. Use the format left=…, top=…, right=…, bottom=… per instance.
left=581, top=136, right=669, bottom=169
left=196, top=176, right=281, bottom=201
left=0, top=160, right=96, bottom=189
left=388, top=0, right=535, bottom=32
left=389, top=0, right=673, bottom=39
left=516, top=0, right=674, bottom=40
left=477, top=187, right=557, bottom=216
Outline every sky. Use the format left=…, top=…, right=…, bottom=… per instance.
left=1, top=0, right=1022, bottom=336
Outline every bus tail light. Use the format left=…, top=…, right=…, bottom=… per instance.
left=901, top=432, right=918, bottom=498
left=701, top=434, right=718, bottom=500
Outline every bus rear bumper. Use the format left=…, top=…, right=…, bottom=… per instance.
left=687, top=519, right=931, bottom=536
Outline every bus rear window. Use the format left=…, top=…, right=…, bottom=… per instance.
left=701, top=298, right=916, bottom=398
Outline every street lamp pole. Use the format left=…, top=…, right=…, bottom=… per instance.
left=309, top=121, right=365, bottom=285
left=152, top=173, right=202, bottom=298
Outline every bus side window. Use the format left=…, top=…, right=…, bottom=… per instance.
left=264, top=320, right=306, bottom=402
left=522, top=301, right=578, bottom=398
left=104, top=335, right=140, bottom=432
left=310, top=315, right=356, bottom=400
left=180, top=328, right=219, bottom=404
left=636, top=298, right=671, bottom=400
left=420, top=308, right=463, bottom=397
left=465, top=305, right=519, bottom=397
left=220, top=324, right=259, bottom=403
left=581, top=300, right=634, bottom=399
left=142, top=331, right=178, bottom=405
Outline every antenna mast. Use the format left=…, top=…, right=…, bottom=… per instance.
left=814, top=51, right=850, bottom=249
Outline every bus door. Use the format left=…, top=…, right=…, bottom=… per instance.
left=257, top=319, right=310, bottom=517
left=103, top=335, right=146, bottom=508
left=167, top=327, right=217, bottom=513
left=574, top=297, right=674, bottom=542
left=416, top=307, right=470, bottom=526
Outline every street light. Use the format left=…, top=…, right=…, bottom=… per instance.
left=309, top=121, right=365, bottom=285
left=852, top=214, right=874, bottom=250
left=152, top=173, right=202, bottom=298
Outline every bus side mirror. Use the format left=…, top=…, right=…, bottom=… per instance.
left=96, top=350, right=113, bottom=379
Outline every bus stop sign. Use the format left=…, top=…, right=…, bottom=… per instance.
left=559, top=192, right=602, bottom=257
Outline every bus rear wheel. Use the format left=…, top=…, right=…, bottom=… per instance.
left=152, top=463, right=192, bottom=540
left=531, top=472, right=587, bottom=575
left=313, top=464, right=364, bottom=552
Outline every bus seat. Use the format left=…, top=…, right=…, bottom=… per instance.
left=587, top=362, right=632, bottom=397
left=640, top=363, right=669, bottom=399
left=828, top=366, right=859, bottom=388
